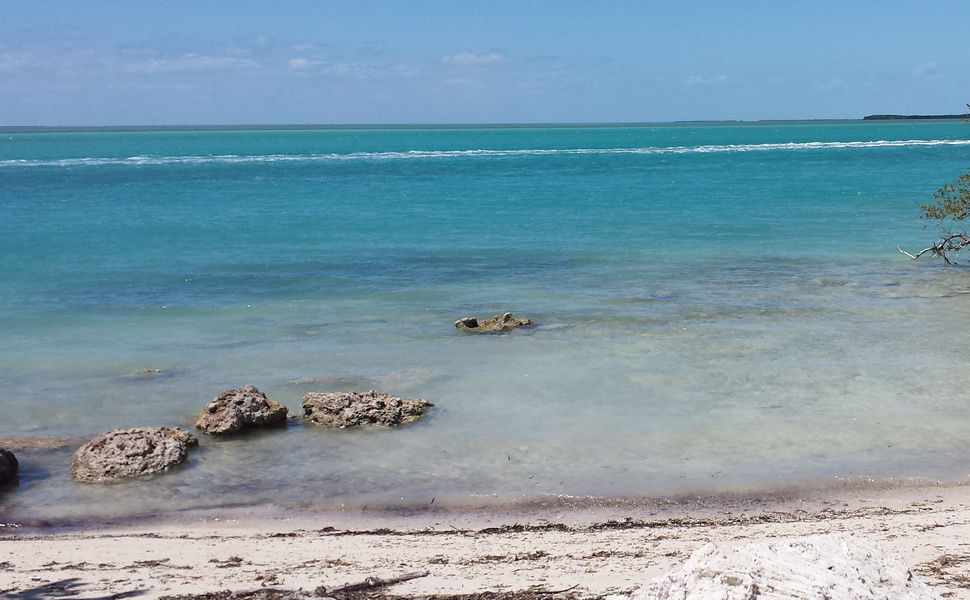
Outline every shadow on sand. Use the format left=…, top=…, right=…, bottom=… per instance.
left=1, top=577, right=147, bottom=599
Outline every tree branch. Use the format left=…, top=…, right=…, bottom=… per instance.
left=898, top=233, right=970, bottom=265
left=315, top=570, right=430, bottom=596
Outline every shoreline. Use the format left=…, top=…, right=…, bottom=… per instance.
left=3, top=467, right=965, bottom=530
left=5, top=482, right=970, bottom=598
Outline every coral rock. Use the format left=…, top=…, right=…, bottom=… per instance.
left=71, top=427, right=198, bottom=482
left=195, top=385, right=288, bottom=435
left=455, top=312, right=532, bottom=332
left=302, top=390, right=433, bottom=428
left=629, top=532, right=939, bottom=600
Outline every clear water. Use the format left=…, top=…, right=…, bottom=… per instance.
left=3, top=121, right=970, bottom=522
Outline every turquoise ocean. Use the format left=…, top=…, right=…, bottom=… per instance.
left=3, top=121, right=970, bottom=523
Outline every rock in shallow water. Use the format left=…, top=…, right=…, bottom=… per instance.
left=455, top=312, right=532, bottom=332
left=301, top=390, right=433, bottom=428
left=195, top=385, right=289, bottom=435
left=71, top=427, right=198, bottom=483
left=0, top=448, right=18, bottom=486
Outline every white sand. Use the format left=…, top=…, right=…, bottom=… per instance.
left=3, top=484, right=970, bottom=599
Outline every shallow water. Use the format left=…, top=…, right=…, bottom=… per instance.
left=2, top=121, right=970, bottom=522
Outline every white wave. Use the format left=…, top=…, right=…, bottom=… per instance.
left=3, top=138, right=969, bottom=168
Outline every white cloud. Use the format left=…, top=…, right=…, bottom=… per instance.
left=685, top=74, right=729, bottom=86
left=442, top=52, right=505, bottom=66
left=0, top=46, right=112, bottom=79
left=286, top=57, right=347, bottom=74
left=815, top=77, right=844, bottom=92
left=912, top=61, right=941, bottom=79
left=283, top=55, right=422, bottom=82
left=125, top=54, right=256, bottom=74
left=0, top=50, right=39, bottom=73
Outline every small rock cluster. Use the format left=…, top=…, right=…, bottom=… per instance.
left=63, top=384, right=433, bottom=484
left=11, top=311, right=528, bottom=487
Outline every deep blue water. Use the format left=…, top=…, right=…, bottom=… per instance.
left=2, top=121, right=970, bottom=521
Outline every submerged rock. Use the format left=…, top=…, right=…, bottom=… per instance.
left=0, top=437, right=78, bottom=451
left=195, top=385, right=289, bottom=435
left=0, top=448, right=18, bottom=486
left=455, top=312, right=533, bottom=332
left=301, top=390, right=433, bottom=428
left=71, top=427, right=198, bottom=483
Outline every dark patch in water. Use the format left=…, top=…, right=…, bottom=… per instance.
left=0, top=437, right=80, bottom=452
left=287, top=375, right=377, bottom=389
left=121, top=368, right=181, bottom=384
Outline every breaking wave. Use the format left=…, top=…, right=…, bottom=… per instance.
left=3, top=138, right=970, bottom=168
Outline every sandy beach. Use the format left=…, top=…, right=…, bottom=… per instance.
left=4, top=483, right=970, bottom=599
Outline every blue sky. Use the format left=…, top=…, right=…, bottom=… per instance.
left=2, top=1, right=968, bottom=125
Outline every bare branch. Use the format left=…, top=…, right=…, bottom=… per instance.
left=315, top=569, right=430, bottom=596
left=898, top=233, right=970, bottom=265
left=897, top=245, right=935, bottom=260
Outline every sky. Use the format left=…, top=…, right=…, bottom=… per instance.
left=1, top=1, right=968, bottom=126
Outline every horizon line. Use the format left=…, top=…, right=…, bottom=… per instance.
left=0, top=118, right=883, bottom=133
left=3, top=115, right=966, bottom=133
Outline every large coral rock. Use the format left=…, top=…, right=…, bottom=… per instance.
left=624, top=533, right=939, bottom=600
left=455, top=312, right=532, bottom=332
left=0, top=448, right=18, bottom=486
left=301, top=390, right=433, bottom=428
left=71, top=427, right=198, bottom=483
left=195, top=385, right=288, bottom=435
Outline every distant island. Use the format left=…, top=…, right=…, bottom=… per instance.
left=863, top=113, right=970, bottom=120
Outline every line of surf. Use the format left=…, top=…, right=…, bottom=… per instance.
left=3, top=138, right=969, bottom=168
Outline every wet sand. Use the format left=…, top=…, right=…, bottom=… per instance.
left=4, top=483, right=970, bottom=599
